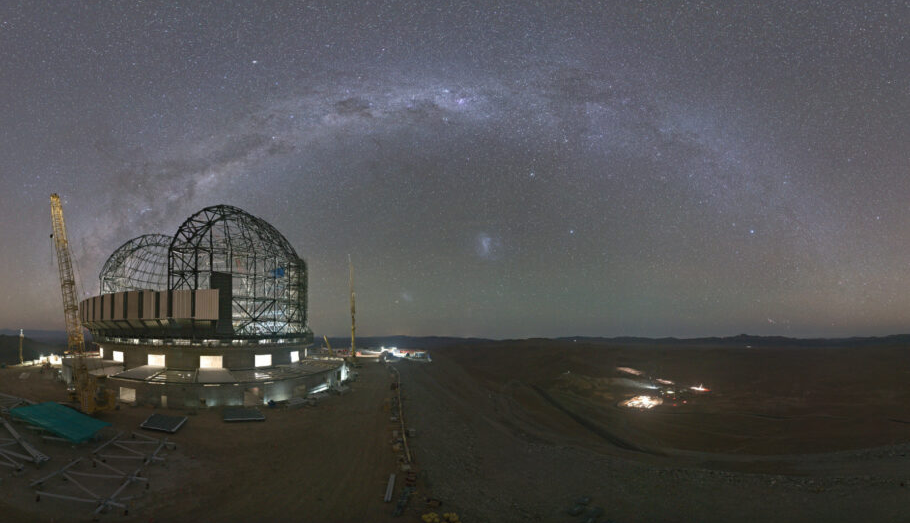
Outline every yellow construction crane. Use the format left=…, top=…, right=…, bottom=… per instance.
left=323, top=335, right=335, bottom=358
left=50, top=194, right=115, bottom=414
left=349, top=254, right=357, bottom=363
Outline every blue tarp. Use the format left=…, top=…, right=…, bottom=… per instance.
left=10, top=402, right=111, bottom=443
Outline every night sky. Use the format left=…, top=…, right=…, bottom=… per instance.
left=1, top=2, right=908, bottom=338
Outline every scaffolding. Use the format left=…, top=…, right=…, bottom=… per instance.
left=31, top=431, right=173, bottom=517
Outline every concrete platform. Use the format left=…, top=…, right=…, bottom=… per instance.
left=115, top=365, right=165, bottom=380
left=197, top=368, right=236, bottom=383
left=106, top=359, right=347, bottom=408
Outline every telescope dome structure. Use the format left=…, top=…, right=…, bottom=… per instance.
left=168, top=204, right=308, bottom=337
left=100, top=234, right=171, bottom=294
left=77, top=203, right=330, bottom=409
left=85, top=204, right=309, bottom=341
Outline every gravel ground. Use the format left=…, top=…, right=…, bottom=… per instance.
left=396, top=352, right=910, bottom=523
left=0, top=362, right=406, bottom=523
left=4, top=350, right=910, bottom=523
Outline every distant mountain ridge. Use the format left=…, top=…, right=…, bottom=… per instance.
left=6, top=330, right=910, bottom=352
left=555, top=333, right=910, bottom=347
left=323, top=333, right=910, bottom=349
left=0, top=329, right=95, bottom=346
left=0, top=335, right=61, bottom=365
left=0, top=329, right=68, bottom=345
left=321, top=335, right=492, bottom=350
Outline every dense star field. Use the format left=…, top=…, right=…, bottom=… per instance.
left=0, top=2, right=908, bottom=338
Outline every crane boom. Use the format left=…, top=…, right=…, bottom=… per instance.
left=323, top=335, right=335, bottom=358
left=50, top=194, right=115, bottom=414
left=50, top=194, right=85, bottom=354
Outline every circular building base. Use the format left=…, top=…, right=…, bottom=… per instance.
left=107, top=358, right=347, bottom=408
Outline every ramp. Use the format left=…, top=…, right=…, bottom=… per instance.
left=140, top=414, right=187, bottom=433
left=223, top=407, right=265, bottom=422
left=10, top=402, right=111, bottom=443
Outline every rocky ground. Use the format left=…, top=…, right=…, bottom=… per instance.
left=397, top=344, right=910, bottom=523
left=3, top=340, right=910, bottom=522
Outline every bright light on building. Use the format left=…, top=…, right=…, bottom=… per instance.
left=112, top=350, right=124, bottom=363
left=148, top=354, right=165, bottom=366
left=254, top=354, right=272, bottom=367
left=39, top=355, right=63, bottom=365
left=621, top=395, right=662, bottom=409
left=119, top=387, right=136, bottom=402
left=290, top=350, right=299, bottom=363
left=200, top=355, right=223, bottom=369
left=309, top=382, right=329, bottom=394
left=690, top=384, right=710, bottom=392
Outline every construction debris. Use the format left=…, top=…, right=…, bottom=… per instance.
left=0, top=393, right=35, bottom=414
left=384, top=473, right=396, bottom=502
left=93, top=430, right=171, bottom=464
left=0, top=417, right=50, bottom=468
left=30, top=430, right=173, bottom=518
left=393, top=486, right=415, bottom=517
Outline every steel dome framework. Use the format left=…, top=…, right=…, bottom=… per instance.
left=100, top=234, right=171, bottom=294
left=98, top=205, right=309, bottom=339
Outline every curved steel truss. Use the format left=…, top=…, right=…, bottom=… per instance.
left=168, top=205, right=308, bottom=338
left=100, top=234, right=171, bottom=294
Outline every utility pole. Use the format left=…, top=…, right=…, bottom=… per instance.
left=349, top=254, right=356, bottom=362
left=18, top=329, right=24, bottom=365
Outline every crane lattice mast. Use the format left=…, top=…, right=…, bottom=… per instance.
left=50, top=194, right=115, bottom=414
left=50, top=194, right=85, bottom=354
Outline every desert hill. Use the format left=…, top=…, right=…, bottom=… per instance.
left=0, top=334, right=61, bottom=365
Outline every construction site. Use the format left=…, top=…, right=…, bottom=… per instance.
left=4, top=195, right=910, bottom=523
left=0, top=195, right=439, bottom=522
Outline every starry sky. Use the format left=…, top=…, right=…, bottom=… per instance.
left=1, top=1, right=908, bottom=338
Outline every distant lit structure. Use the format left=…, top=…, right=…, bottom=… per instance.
left=621, top=395, right=662, bottom=409
left=376, top=346, right=431, bottom=361
left=76, top=205, right=346, bottom=408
